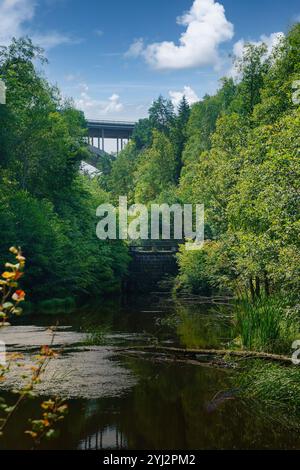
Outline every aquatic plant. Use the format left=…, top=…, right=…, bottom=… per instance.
left=83, top=324, right=111, bottom=346
left=235, top=360, right=300, bottom=429
left=233, top=295, right=299, bottom=354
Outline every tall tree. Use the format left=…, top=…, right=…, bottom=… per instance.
left=0, top=37, right=130, bottom=300
left=234, top=43, right=270, bottom=116
left=253, top=24, right=300, bottom=124
left=134, top=131, right=177, bottom=204
left=171, top=96, right=191, bottom=180
left=149, top=95, right=175, bottom=135
left=0, top=37, right=85, bottom=203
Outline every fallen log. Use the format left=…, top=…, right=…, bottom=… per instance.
left=119, top=351, right=228, bottom=368
left=117, top=345, right=293, bottom=365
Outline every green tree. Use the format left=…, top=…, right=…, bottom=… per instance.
left=149, top=95, right=175, bottom=135
left=232, top=43, right=270, bottom=116
left=134, top=131, right=177, bottom=204
left=0, top=38, right=85, bottom=205
left=109, top=141, right=140, bottom=204
left=0, top=37, right=130, bottom=301
left=132, top=118, right=153, bottom=150
left=171, top=96, right=191, bottom=180
left=253, top=23, right=300, bottom=124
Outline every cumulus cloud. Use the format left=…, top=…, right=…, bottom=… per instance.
left=104, top=94, right=124, bottom=114
left=169, top=86, right=199, bottom=108
left=75, top=85, right=124, bottom=119
left=125, top=0, right=234, bottom=70
left=0, top=0, right=77, bottom=48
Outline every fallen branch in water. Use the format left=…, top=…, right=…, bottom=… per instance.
left=117, top=345, right=293, bottom=365
left=119, top=351, right=230, bottom=368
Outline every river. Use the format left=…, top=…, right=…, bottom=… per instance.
left=0, top=293, right=300, bottom=450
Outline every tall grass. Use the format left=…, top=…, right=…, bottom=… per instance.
left=233, top=295, right=299, bottom=353
left=234, top=360, right=300, bottom=429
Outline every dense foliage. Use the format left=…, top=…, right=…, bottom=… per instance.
left=175, top=25, right=300, bottom=302
left=105, top=24, right=300, bottom=353
left=107, top=24, right=300, bottom=306
left=0, top=38, right=129, bottom=301
left=1, top=24, right=299, bottom=321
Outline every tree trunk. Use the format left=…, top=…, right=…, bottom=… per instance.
left=249, top=277, right=255, bottom=301
left=255, top=276, right=261, bottom=298
left=264, top=271, right=270, bottom=296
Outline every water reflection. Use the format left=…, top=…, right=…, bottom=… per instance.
left=79, top=426, right=127, bottom=450
left=160, top=302, right=232, bottom=349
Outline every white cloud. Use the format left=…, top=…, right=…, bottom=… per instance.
left=104, top=94, right=124, bottom=114
left=0, top=0, right=35, bottom=45
left=32, top=31, right=78, bottom=49
left=126, top=0, right=234, bottom=70
left=75, top=85, right=124, bottom=119
left=0, top=0, right=77, bottom=49
left=125, top=38, right=144, bottom=58
left=169, top=86, right=199, bottom=108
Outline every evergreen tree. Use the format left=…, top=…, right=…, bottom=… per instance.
left=171, top=96, right=191, bottom=180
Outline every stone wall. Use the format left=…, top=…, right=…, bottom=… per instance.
left=127, top=250, right=178, bottom=292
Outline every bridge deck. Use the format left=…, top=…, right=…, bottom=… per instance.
left=87, top=119, right=136, bottom=139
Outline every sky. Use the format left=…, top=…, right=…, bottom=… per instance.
left=0, top=0, right=299, bottom=124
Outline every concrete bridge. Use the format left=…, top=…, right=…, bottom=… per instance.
left=87, top=119, right=136, bottom=154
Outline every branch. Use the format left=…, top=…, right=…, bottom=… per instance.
left=117, top=345, right=293, bottom=365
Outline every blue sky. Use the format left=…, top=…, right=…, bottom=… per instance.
left=1, top=0, right=299, bottom=123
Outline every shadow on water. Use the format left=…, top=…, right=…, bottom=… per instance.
left=1, top=294, right=300, bottom=450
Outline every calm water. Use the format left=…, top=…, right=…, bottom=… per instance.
left=1, top=294, right=300, bottom=450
